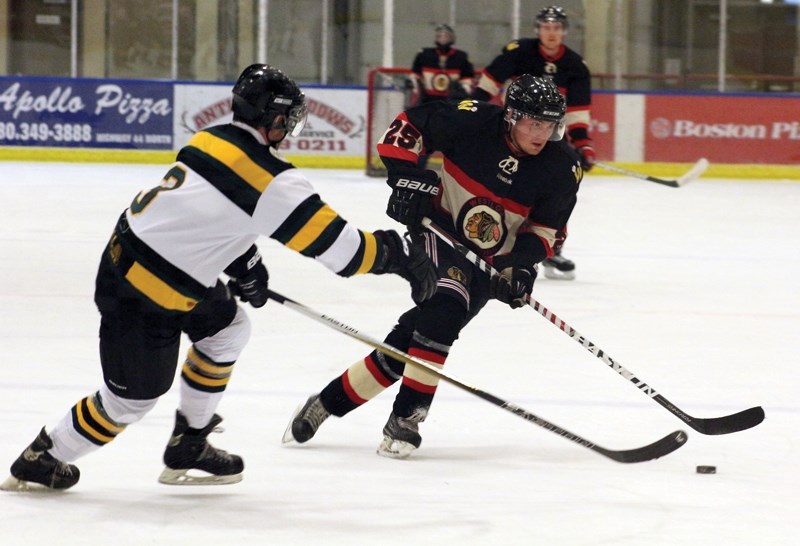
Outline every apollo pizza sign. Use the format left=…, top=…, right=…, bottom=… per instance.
left=644, top=94, right=800, bottom=163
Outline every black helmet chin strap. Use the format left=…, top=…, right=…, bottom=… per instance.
left=503, top=112, right=522, bottom=154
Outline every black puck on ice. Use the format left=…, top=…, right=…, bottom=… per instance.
left=696, top=465, right=716, bottom=474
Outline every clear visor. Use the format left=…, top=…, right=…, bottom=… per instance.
left=284, top=103, right=308, bottom=137
left=506, top=108, right=565, bottom=141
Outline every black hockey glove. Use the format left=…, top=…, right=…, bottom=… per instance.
left=386, top=167, right=440, bottom=230
left=224, top=245, right=269, bottom=308
left=489, top=254, right=536, bottom=309
left=374, top=230, right=437, bottom=305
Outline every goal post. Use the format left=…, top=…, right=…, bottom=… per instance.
left=366, top=67, right=414, bottom=177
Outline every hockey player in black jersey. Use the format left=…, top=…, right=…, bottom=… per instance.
left=1, top=64, right=436, bottom=491
left=408, top=24, right=475, bottom=170
left=409, top=24, right=475, bottom=106
left=473, top=5, right=593, bottom=280
left=285, top=75, right=583, bottom=459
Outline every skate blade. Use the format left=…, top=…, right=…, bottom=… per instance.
left=158, top=468, right=242, bottom=486
left=376, top=436, right=416, bottom=460
left=0, top=475, right=64, bottom=493
left=542, top=266, right=576, bottom=281
left=281, top=402, right=304, bottom=444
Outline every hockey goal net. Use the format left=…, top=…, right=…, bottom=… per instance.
left=366, top=67, right=415, bottom=177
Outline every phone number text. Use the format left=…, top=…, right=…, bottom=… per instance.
left=0, top=122, right=93, bottom=143
left=280, top=138, right=347, bottom=152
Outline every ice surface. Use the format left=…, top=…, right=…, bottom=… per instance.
left=0, top=162, right=797, bottom=545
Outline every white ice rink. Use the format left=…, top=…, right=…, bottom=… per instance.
left=0, top=162, right=798, bottom=545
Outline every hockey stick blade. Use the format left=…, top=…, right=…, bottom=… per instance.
left=675, top=158, right=709, bottom=186
left=667, top=405, right=765, bottom=435
left=421, top=218, right=765, bottom=436
left=596, top=430, right=687, bottom=464
left=527, top=300, right=765, bottom=435
left=594, top=158, right=708, bottom=188
left=267, top=289, right=687, bottom=463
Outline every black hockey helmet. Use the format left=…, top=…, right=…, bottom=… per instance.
left=435, top=23, right=455, bottom=47
left=536, top=6, right=568, bottom=29
left=232, top=64, right=307, bottom=137
left=504, top=74, right=566, bottom=141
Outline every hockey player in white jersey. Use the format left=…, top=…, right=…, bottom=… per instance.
left=1, top=64, right=436, bottom=491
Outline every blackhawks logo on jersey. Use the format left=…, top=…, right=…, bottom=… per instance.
left=447, top=266, right=467, bottom=284
left=458, top=197, right=506, bottom=256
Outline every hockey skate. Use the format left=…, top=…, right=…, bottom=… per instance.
left=282, top=394, right=331, bottom=444
left=377, top=411, right=424, bottom=459
left=158, top=411, right=243, bottom=485
left=542, top=250, right=576, bottom=280
left=1, top=427, right=80, bottom=492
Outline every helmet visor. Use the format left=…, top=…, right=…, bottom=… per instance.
left=272, top=96, right=308, bottom=137
left=285, top=103, right=308, bottom=137
left=507, top=108, right=566, bottom=141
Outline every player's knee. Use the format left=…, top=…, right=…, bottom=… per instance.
left=193, top=306, right=251, bottom=363
left=97, top=384, right=159, bottom=425
left=184, top=280, right=239, bottom=342
left=415, top=294, right=467, bottom=346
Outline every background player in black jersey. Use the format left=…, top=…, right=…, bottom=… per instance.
left=1, top=65, right=436, bottom=492
left=408, top=23, right=475, bottom=106
left=285, top=75, right=583, bottom=459
left=473, top=5, right=593, bottom=281
left=408, top=23, right=475, bottom=170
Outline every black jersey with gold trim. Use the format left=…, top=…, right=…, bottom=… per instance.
left=378, top=100, right=581, bottom=264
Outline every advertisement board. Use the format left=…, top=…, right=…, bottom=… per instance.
left=0, top=76, right=173, bottom=149
left=173, top=83, right=366, bottom=160
left=589, top=92, right=615, bottom=161
left=645, top=94, right=800, bottom=164
left=1, top=75, right=798, bottom=176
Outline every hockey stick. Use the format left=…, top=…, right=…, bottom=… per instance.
left=593, top=158, right=709, bottom=188
left=421, top=218, right=765, bottom=435
left=266, top=289, right=686, bottom=463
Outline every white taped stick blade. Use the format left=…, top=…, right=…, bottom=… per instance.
left=675, top=158, right=709, bottom=187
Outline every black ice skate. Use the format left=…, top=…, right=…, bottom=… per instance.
left=282, top=394, right=331, bottom=444
left=377, top=410, right=425, bottom=459
left=1, top=427, right=80, bottom=492
left=542, top=249, right=576, bottom=280
left=159, top=411, right=244, bottom=485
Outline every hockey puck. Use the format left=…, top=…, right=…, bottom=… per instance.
left=696, top=465, right=716, bottom=474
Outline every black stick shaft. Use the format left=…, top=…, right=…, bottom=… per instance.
left=421, top=218, right=764, bottom=435
left=267, top=289, right=687, bottom=463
